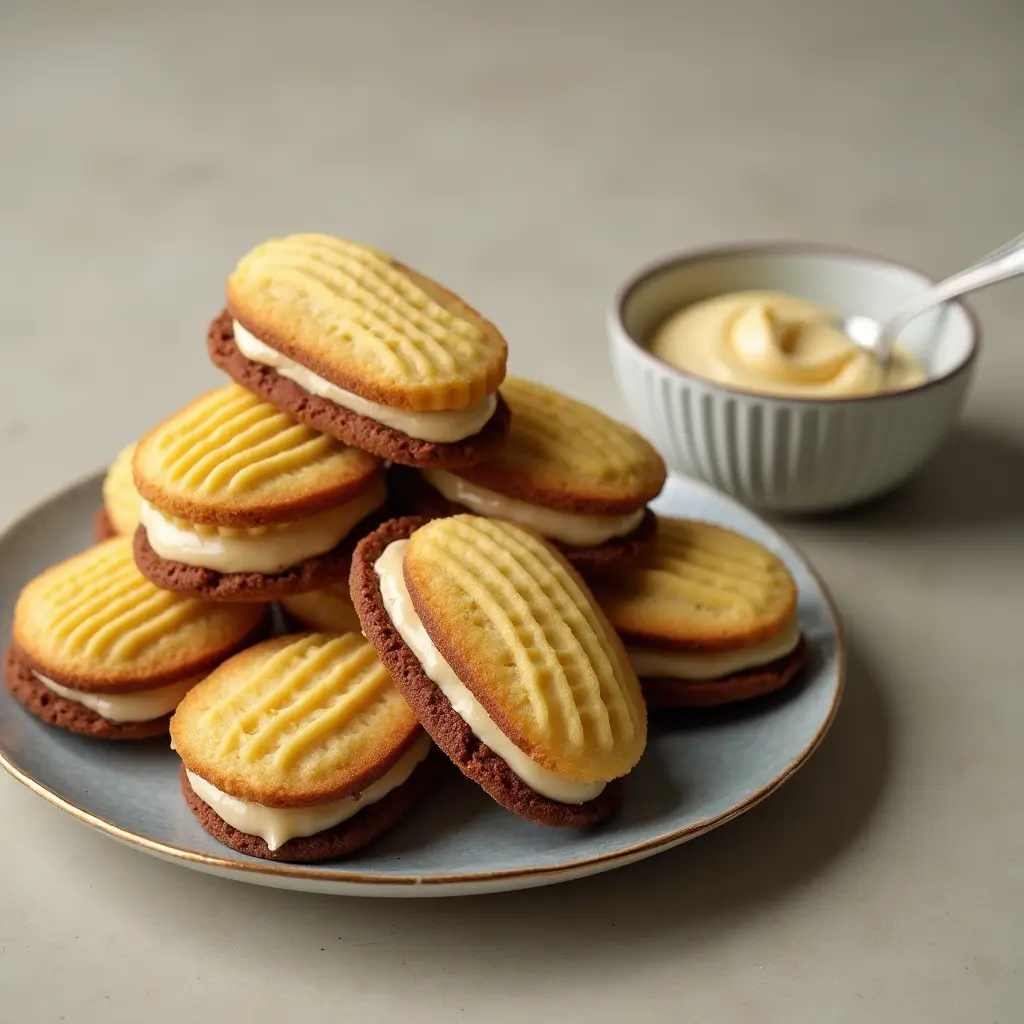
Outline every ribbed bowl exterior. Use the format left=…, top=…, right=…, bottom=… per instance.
left=610, top=331, right=975, bottom=513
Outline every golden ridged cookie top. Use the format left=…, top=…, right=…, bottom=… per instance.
left=455, top=378, right=666, bottom=513
left=102, top=442, right=142, bottom=535
left=405, top=516, right=646, bottom=781
left=134, top=385, right=382, bottom=526
left=280, top=584, right=361, bottom=634
left=227, top=234, right=507, bottom=412
left=13, top=538, right=266, bottom=692
left=591, top=518, right=798, bottom=651
left=171, top=633, right=423, bottom=806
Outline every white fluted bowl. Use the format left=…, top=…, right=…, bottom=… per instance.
left=608, top=244, right=980, bottom=513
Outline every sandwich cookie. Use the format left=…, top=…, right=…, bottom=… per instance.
left=590, top=518, right=806, bottom=708
left=352, top=515, right=647, bottom=827
left=6, top=537, right=268, bottom=739
left=172, top=632, right=437, bottom=861
left=391, top=377, right=665, bottom=572
left=132, top=384, right=386, bottom=601
left=279, top=582, right=362, bottom=635
left=94, top=442, right=142, bottom=541
left=209, top=233, right=510, bottom=468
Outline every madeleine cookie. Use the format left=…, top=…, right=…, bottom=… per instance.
left=279, top=582, right=362, bottom=634
left=6, top=537, right=268, bottom=739
left=589, top=518, right=806, bottom=708
left=172, top=632, right=436, bottom=861
left=209, top=234, right=510, bottom=467
left=393, top=378, right=665, bottom=572
left=132, top=384, right=386, bottom=601
left=351, top=515, right=647, bottom=827
left=94, top=442, right=142, bottom=541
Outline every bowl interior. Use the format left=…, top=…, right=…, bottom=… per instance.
left=619, top=248, right=976, bottom=381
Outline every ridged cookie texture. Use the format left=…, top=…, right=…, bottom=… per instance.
left=134, top=384, right=382, bottom=527
left=453, top=377, right=666, bottom=513
left=171, top=632, right=424, bottom=806
left=12, top=537, right=268, bottom=691
left=226, top=234, right=507, bottom=412
left=591, top=518, right=798, bottom=651
left=404, top=515, right=647, bottom=782
left=279, top=583, right=362, bottom=634
left=102, top=443, right=142, bottom=536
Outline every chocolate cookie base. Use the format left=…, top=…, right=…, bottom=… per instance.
left=93, top=507, right=119, bottom=542
left=640, top=639, right=808, bottom=709
left=133, top=526, right=357, bottom=602
left=351, top=516, right=622, bottom=828
left=181, top=751, right=440, bottom=862
left=388, top=467, right=656, bottom=574
left=208, top=310, right=511, bottom=469
left=4, top=645, right=171, bottom=740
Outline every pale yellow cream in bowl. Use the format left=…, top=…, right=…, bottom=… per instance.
left=649, top=290, right=926, bottom=398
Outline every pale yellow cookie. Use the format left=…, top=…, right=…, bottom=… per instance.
left=226, top=234, right=507, bottom=412
left=12, top=537, right=268, bottom=691
left=134, top=384, right=382, bottom=527
left=590, top=518, right=798, bottom=651
left=102, top=443, right=142, bottom=535
left=171, top=632, right=423, bottom=806
left=453, top=377, right=666, bottom=513
left=280, top=583, right=361, bottom=634
left=404, top=515, right=646, bottom=781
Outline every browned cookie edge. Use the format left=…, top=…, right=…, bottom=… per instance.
left=640, top=638, right=808, bottom=709
left=388, top=467, right=656, bottom=575
left=350, top=516, right=622, bottom=828
left=208, top=311, right=511, bottom=469
left=180, top=751, right=440, bottom=862
left=4, top=645, right=171, bottom=740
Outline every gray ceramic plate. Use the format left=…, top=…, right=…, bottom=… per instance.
left=0, top=473, right=843, bottom=897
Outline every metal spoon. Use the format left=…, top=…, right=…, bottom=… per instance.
left=839, top=231, right=1024, bottom=370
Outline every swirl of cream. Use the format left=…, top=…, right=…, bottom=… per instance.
left=650, top=291, right=927, bottom=398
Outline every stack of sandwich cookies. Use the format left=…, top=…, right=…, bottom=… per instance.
left=5, top=537, right=267, bottom=739
left=209, top=234, right=511, bottom=467
left=132, top=384, right=386, bottom=601
left=171, top=632, right=437, bottom=861
left=94, top=442, right=142, bottom=541
left=352, top=515, right=647, bottom=827
left=393, top=377, right=665, bottom=572
left=590, top=519, right=806, bottom=708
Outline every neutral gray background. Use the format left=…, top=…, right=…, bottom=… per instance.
left=1, top=1, right=1021, bottom=1021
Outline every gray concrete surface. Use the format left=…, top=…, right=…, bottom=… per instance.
left=1, top=1, right=1022, bottom=1021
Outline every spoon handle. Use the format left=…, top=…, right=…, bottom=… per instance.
left=883, top=231, right=1024, bottom=352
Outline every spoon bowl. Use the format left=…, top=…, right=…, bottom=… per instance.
left=837, top=314, right=885, bottom=358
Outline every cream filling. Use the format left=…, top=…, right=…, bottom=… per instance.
left=649, top=291, right=927, bottom=398
left=628, top=616, right=802, bottom=680
left=233, top=321, right=497, bottom=443
left=374, top=539, right=606, bottom=804
left=422, top=469, right=645, bottom=547
left=33, top=671, right=197, bottom=723
left=139, top=485, right=384, bottom=573
left=185, top=732, right=432, bottom=851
